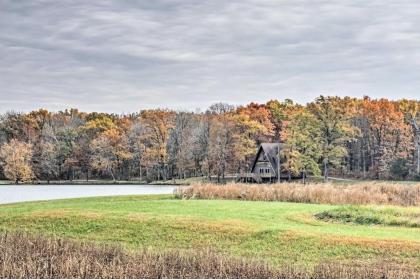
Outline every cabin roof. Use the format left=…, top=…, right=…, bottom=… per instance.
left=251, top=143, right=282, bottom=176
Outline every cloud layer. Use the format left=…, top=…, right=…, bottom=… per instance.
left=1, top=0, right=420, bottom=112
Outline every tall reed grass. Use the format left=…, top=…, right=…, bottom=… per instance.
left=0, top=232, right=418, bottom=279
left=175, top=182, right=420, bottom=206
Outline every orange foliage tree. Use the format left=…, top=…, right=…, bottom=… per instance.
left=361, top=98, right=413, bottom=179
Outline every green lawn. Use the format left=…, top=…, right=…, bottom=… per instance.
left=0, top=195, right=419, bottom=267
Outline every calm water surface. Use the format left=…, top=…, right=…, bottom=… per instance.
left=0, top=185, right=177, bottom=204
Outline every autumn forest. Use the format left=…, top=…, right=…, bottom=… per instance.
left=1, top=96, right=420, bottom=184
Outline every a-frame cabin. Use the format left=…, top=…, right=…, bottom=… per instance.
left=250, top=143, right=282, bottom=183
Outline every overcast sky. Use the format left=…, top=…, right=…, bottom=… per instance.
left=1, top=0, right=420, bottom=113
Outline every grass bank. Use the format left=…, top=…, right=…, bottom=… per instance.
left=0, top=177, right=202, bottom=186
left=0, top=195, right=419, bottom=269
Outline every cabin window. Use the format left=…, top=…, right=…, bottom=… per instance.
left=265, top=169, right=270, bottom=173
left=259, top=169, right=264, bottom=174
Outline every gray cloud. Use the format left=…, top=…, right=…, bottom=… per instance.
left=1, top=0, right=420, bottom=112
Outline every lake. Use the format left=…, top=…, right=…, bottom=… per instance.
left=0, top=185, right=178, bottom=205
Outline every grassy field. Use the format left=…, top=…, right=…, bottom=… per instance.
left=0, top=195, right=419, bottom=269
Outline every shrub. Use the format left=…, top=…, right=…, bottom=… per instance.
left=315, top=206, right=420, bottom=227
left=390, top=158, right=410, bottom=180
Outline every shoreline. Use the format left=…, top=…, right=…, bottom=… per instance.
left=0, top=180, right=188, bottom=186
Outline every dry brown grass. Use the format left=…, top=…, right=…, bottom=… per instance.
left=175, top=182, right=420, bottom=206
left=0, top=232, right=418, bottom=279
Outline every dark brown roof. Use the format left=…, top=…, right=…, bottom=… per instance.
left=251, top=143, right=283, bottom=176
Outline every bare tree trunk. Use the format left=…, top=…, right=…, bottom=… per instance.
left=207, top=164, right=211, bottom=181
left=139, top=164, right=142, bottom=182
left=411, top=119, right=420, bottom=175
left=109, top=169, right=116, bottom=182
left=323, top=160, right=329, bottom=182
left=417, top=145, right=420, bottom=175
left=222, top=162, right=226, bottom=183
left=362, top=149, right=366, bottom=178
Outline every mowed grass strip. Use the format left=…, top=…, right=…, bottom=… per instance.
left=0, top=195, right=419, bottom=267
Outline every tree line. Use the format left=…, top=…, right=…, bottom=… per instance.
left=1, top=96, right=419, bottom=184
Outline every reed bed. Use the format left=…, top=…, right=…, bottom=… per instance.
left=0, top=232, right=418, bottom=279
left=175, top=182, right=420, bottom=206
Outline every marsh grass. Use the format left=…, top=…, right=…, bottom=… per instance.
left=176, top=182, right=420, bottom=206
left=0, top=232, right=418, bottom=279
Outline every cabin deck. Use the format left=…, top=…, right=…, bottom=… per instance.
left=237, top=173, right=277, bottom=183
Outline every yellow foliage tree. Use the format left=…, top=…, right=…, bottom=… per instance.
left=139, top=110, right=175, bottom=180
left=90, top=128, right=132, bottom=181
left=0, top=139, right=34, bottom=184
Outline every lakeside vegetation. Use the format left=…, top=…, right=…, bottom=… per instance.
left=2, top=96, right=420, bottom=185
left=176, top=182, right=420, bottom=206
